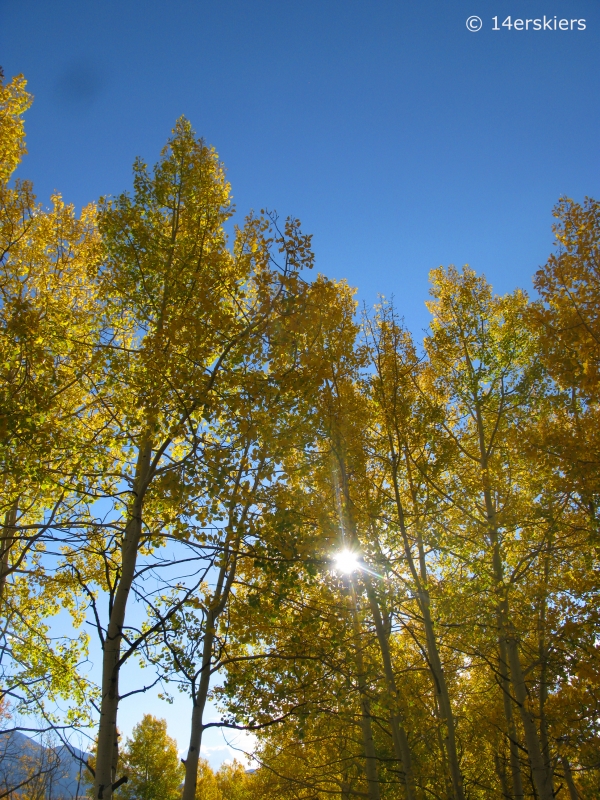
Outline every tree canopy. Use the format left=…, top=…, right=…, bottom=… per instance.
left=1, top=68, right=598, bottom=800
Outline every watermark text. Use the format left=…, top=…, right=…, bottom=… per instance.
left=466, top=16, right=586, bottom=32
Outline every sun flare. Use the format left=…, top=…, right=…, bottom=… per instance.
left=333, top=549, right=360, bottom=574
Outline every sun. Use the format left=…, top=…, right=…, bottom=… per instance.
left=333, top=549, right=360, bottom=574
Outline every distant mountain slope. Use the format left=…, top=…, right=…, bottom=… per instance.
left=0, top=730, right=89, bottom=798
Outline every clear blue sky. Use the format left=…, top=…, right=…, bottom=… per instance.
left=3, top=0, right=599, bottom=334
left=2, top=0, right=599, bottom=764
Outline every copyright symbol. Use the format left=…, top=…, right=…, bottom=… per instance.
left=466, top=15, right=483, bottom=32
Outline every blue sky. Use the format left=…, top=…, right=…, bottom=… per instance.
left=2, top=0, right=599, bottom=765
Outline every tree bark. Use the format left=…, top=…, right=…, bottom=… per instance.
left=181, top=520, right=244, bottom=800
left=433, top=693, right=454, bottom=800
left=359, top=695, right=381, bottom=800
left=494, top=745, right=511, bottom=800
left=420, top=590, right=464, bottom=800
left=388, top=446, right=463, bottom=800
left=498, top=635, right=524, bottom=800
left=364, top=577, right=416, bottom=800
left=335, top=453, right=414, bottom=800
left=558, top=749, right=580, bottom=800
left=181, top=618, right=216, bottom=800
left=538, top=549, right=554, bottom=792
left=341, top=779, right=352, bottom=800
left=0, top=501, right=18, bottom=607
left=93, top=439, right=153, bottom=800
left=505, top=631, right=554, bottom=800
left=348, top=580, right=381, bottom=800
left=489, top=520, right=553, bottom=800
left=490, top=525, right=553, bottom=800
left=475, top=403, right=554, bottom=800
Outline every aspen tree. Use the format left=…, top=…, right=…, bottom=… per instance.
left=119, top=715, right=183, bottom=800
left=287, top=279, right=416, bottom=798
left=423, top=266, right=554, bottom=800
left=315, top=351, right=417, bottom=795
left=366, top=301, right=465, bottom=800
left=91, top=119, right=314, bottom=799
left=0, top=69, right=100, bottom=725
left=532, top=197, right=600, bottom=537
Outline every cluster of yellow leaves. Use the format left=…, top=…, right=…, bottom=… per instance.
left=1, top=71, right=99, bottom=727
left=218, top=234, right=599, bottom=799
left=1, top=64, right=598, bottom=800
